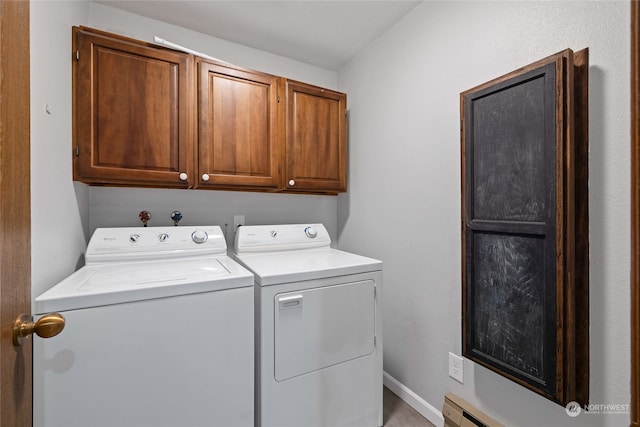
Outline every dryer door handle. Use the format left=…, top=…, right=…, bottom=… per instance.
left=278, top=294, right=303, bottom=310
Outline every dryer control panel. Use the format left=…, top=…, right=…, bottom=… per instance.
left=86, top=226, right=227, bottom=264
left=234, top=224, right=331, bottom=254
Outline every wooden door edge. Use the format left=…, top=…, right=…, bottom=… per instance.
left=631, top=1, right=640, bottom=425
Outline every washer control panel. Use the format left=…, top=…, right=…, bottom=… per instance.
left=86, top=225, right=225, bottom=264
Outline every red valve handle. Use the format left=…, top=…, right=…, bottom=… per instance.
left=138, top=210, right=151, bottom=227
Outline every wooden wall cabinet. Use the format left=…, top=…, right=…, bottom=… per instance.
left=285, top=80, right=347, bottom=193
left=461, top=49, right=589, bottom=406
left=73, top=26, right=347, bottom=195
left=197, top=59, right=282, bottom=190
left=73, top=26, right=194, bottom=188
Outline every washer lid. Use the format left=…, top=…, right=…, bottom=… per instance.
left=34, top=256, right=253, bottom=314
left=233, top=247, right=382, bottom=286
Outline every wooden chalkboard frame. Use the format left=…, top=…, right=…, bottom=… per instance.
left=461, top=49, right=589, bottom=406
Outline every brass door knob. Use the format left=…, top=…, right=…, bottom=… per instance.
left=13, top=312, right=65, bottom=346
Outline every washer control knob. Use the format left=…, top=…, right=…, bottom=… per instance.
left=129, top=234, right=141, bottom=243
left=158, top=233, right=169, bottom=242
left=304, top=226, right=318, bottom=238
left=191, top=229, right=208, bottom=244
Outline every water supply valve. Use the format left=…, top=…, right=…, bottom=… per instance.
left=171, top=210, right=183, bottom=226
left=138, top=210, right=151, bottom=227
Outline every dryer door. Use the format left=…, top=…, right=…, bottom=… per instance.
left=274, top=280, right=375, bottom=381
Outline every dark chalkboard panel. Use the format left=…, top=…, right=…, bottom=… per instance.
left=467, top=230, right=556, bottom=391
left=464, top=62, right=558, bottom=394
left=461, top=49, right=590, bottom=406
left=471, top=70, right=553, bottom=222
left=472, top=232, right=548, bottom=382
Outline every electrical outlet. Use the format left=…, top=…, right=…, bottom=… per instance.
left=449, top=352, right=464, bottom=383
left=233, top=215, right=245, bottom=230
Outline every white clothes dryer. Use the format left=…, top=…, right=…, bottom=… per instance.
left=233, top=224, right=383, bottom=427
left=34, top=225, right=254, bottom=427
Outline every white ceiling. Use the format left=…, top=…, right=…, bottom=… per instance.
left=95, top=0, right=422, bottom=70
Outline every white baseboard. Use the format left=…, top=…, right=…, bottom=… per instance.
left=383, top=371, right=445, bottom=427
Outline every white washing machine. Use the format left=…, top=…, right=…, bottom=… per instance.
left=233, top=224, right=383, bottom=427
left=34, top=225, right=254, bottom=427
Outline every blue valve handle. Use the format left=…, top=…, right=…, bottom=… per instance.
left=171, top=210, right=182, bottom=226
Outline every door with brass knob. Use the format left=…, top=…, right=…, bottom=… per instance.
left=13, top=313, right=65, bottom=346
left=0, top=1, right=32, bottom=426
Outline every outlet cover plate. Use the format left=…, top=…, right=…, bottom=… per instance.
left=449, top=352, right=464, bottom=383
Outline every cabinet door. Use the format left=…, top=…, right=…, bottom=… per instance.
left=461, top=49, right=589, bottom=406
left=198, top=60, right=281, bottom=189
left=73, top=27, right=193, bottom=187
left=285, top=81, right=347, bottom=193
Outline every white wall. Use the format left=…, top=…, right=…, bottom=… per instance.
left=337, top=1, right=630, bottom=426
left=31, top=1, right=90, bottom=300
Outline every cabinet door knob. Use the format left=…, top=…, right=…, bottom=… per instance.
left=179, top=172, right=188, bottom=181
left=288, top=179, right=295, bottom=186
left=202, top=174, right=210, bottom=182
